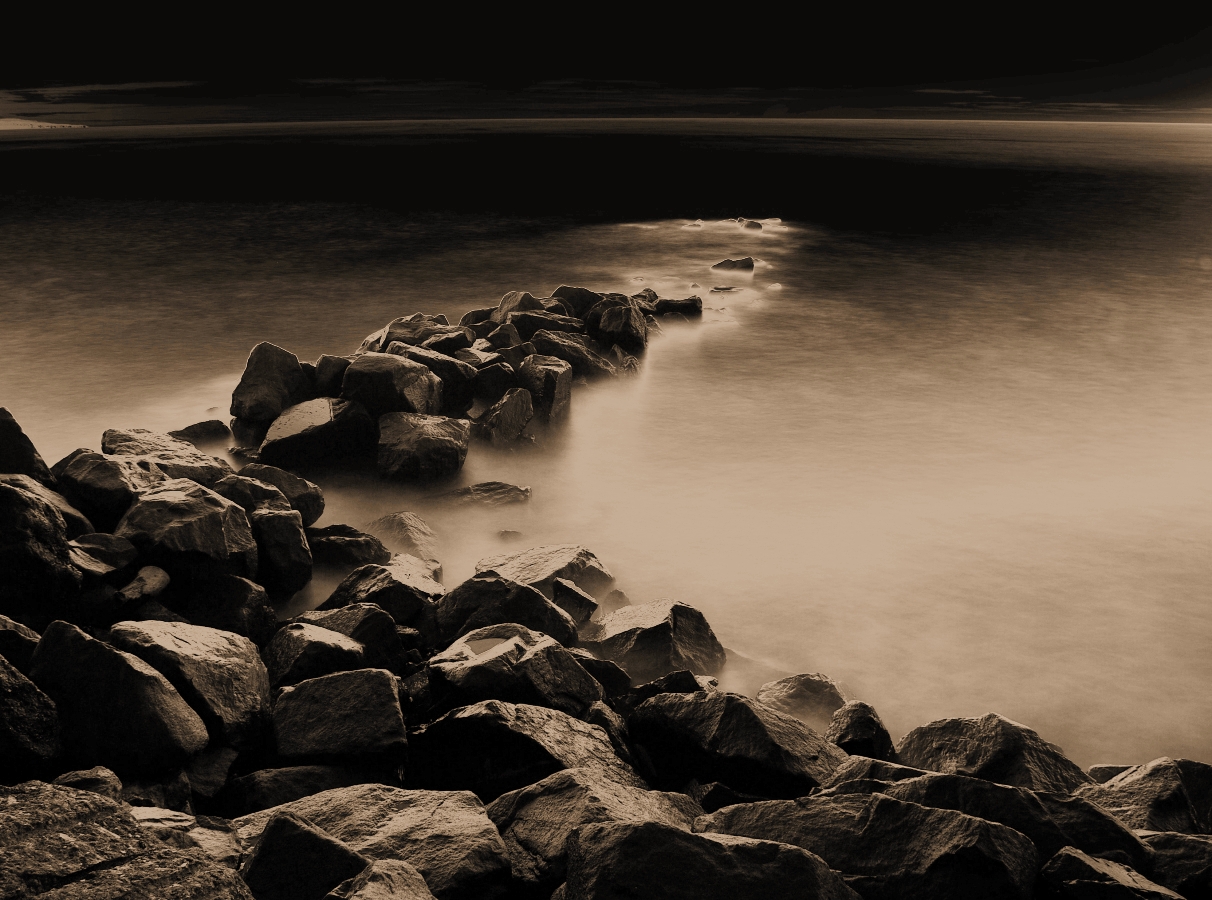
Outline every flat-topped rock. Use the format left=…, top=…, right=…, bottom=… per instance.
left=474, top=543, right=614, bottom=599
left=0, top=407, right=53, bottom=485
left=710, top=257, right=755, bottom=271
left=655, top=295, right=704, bottom=316
left=307, top=524, right=392, bottom=568
left=378, top=413, right=470, bottom=480
left=258, top=398, right=377, bottom=468
left=231, top=341, right=313, bottom=424
left=342, top=352, right=443, bottom=418
left=580, top=599, right=726, bottom=683
left=101, top=427, right=232, bottom=486
left=435, top=481, right=530, bottom=506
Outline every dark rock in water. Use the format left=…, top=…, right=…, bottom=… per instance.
left=710, top=257, right=755, bottom=271
left=212, top=472, right=292, bottom=515
left=530, top=330, right=617, bottom=379
left=1041, top=846, right=1181, bottom=899
left=471, top=388, right=533, bottom=446
left=475, top=543, right=614, bottom=599
left=274, top=668, right=408, bottom=764
left=0, top=407, right=53, bottom=485
left=379, top=314, right=471, bottom=350
left=562, top=820, right=859, bottom=900
left=1142, top=831, right=1212, bottom=899
left=298, top=604, right=408, bottom=674
left=68, top=533, right=138, bottom=586
left=320, top=556, right=444, bottom=626
left=163, top=573, right=277, bottom=647
left=435, top=575, right=577, bottom=647
left=684, top=779, right=766, bottom=813
left=552, top=577, right=598, bottom=626
left=0, top=473, right=94, bottom=538
left=169, top=419, right=233, bottom=447
left=114, top=478, right=258, bottom=581
left=315, top=355, right=355, bottom=398
left=102, top=427, right=233, bottom=486
left=0, top=781, right=254, bottom=899
left=494, top=341, right=535, bottom=370
left=50, top=448, right=167, bottom=532
left=258, top=398, right=377, bottom=468
left=825, top=701, right=896, bottom=761
left=30, top=620, right=208, bottom=773
left=436, top=481, right=530, bottom=507
left=107, top=620, right=270, bottom=748
left=387, top=344, right=479, bottom=415
left=231, top=342, right=314, bottom=424
left=594, top=303, right=648, bottom=355
left=0, top=614, right=40, bottom=674
left=307, top=524, right=392, bottom=567
left=1090, top=764, right=1134, bottom=784
left=1077, top=757, right=1212, bottom=834
left=486, top=322, right=523, bottom=349
left=460, top=306, right=496, bottom=326
left=569, top=649, right=631, bottom=699
left=580, top=599, right=726, bottom=683
left=543, top=298, right=574, bottom=316
left=819, top=755, right=932, bottom=789
left=410, top=699, right=642, bottom=801
left=0, top=653, right=61, bottom=777
left=631, top=690, right=848, bottom=798
left=239, top=463, right=325, bottom=528
left=241, top=811, right=370, bottom=900
left=365, top=511, right=439, bottom=562
left=757, top=673, right=850, bottom=731
left=222, top=765, right=385, bottom=816
left=344, top=350, right=447, bottom=418
left=54, top=765, right=124, bottom=800
left=609, top=344, right=640, bottom=372
left=234, top=784, right=511, bottom=900
left=551, top=285, right=605, bottom=319
left=699, top=791, right=1039, bottom=900
left=251, top=506, right=313, bottom=596
left=472, top=362, right=518, bottom=404
left=490, top=290, right=546, bottom=324
left=0, top=482, right=83, bottom=629
left=487, top=768, right=703, bottom=895
left=378, top=412, right=470, bottom=480
left=630, top=288, right=659, bottom=314
left=655, top=295, right=704, bottom=316
left=264, top=622, right=365, bottom=690
left=428, top=623, right=603, bottom=716
left=518, top=354, right=572, bottom=422
left=421, top=330, right=473, bottom=356
left=508, top=311, right=587, bottom=342
left=896, top=712, right=1092, bottom=794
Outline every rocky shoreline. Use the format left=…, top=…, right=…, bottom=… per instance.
left=2, top=284, right=1210, bottom=899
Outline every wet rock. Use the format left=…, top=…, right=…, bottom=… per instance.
left=552, top=577, right=598, bottom=627
left=825, top=701, right=897, bottom=761
left=1077, top=757, right=1212, bottom=833
left=631, top=690, right=848, bottom=798
left=0, top=406, right=53, bottom=485
left=472, top=362, right=518, bottom=404
left=170, top=419, right=233, bottom=447
left=435, top=575, right=577, bottom=647
left=107, top=620, right=270, bottom=747
left=1091, top=764, right=1135, bottom=784
left=0, top=473, right=94, bottom=538
left=757, top=673, right=850, bottom=731
left=0, top=482, right=83, bottom=629
left=475, top=543, right=614, bottom=599
left=251, top=506, right=313, bottom=596
left=234, top=784, right=511, bottom=900
left=231, top=342, right=314, bottom=423
left=493, top=342, right=535, bottom=370
left=163, top=574, right=277, bottom=647
left=54, top=765, right=124, bottom=800
left=327, top=860, right=437, bottom=900
left=1, top=653, right=61, bottom=778
left=699, top=791, right=1039, bottom=900
left=378, top=413, right=470, bottom=480
left=655, top=295, right=703, bottom=316
left=299, top=604, right=409, bottom=673
left=530, top=330, right=618, bottom=379
left=387, top=345, right=478, bottom=415
left=307, top=524, right=391, bottom=567
left=436, top=481, right=530, bottom=506
left=569, top=649, right=631, bottom=698
left=364, top=511, right=439, bottom=563
left=710, top=257, right=755, bottom=270
left=490, top=290, right=546, bottom=324
left=508, top=311, right=587, bottom=342
left=370, top=314, right=471, bottom=351
left=320, top=556, right=444, bottom=627
left=222, top=765, right=386, bottom=816
left=239, top=464, right=326, bottom=528
left=316, top=355, right=356, bottom=398
left=264, top=622, right=365, bottom=690
left=30, top=620, right=208, bottom=773
left=421, top=330, right=473, bottom=355
left=241, top=811, right=370, bottom=900
left=0, top=614, right=40, bottom=674
left=550, top=285, right=605, bottom=319
left=518, top=354, right=572, bottom=422
left=1041, top=846, right=1181, bottom=898
left=102, top=427, right=233, bottom=486
left=1142, top=831, right=1212, bottom=899
left=471, top=388, right=533, bottom=446
left=580, top=599, right=726, bottom=683
left=342, top=352, right=443, bottom=419
left=274, top=668, right=408, bottom=764
left=485, top=322, right=523, bottom=349
left=410, top=699, right=642, bottom=802
left=114, top=478, right=258, bottom=581
left=212, top=472, right=292, bottom=515
left=819, top=755, right=932, bottom=789
left=258, top=398, right=378, bottom=468
left=50, top=448, right=167, bottom=531
left=487, top=768, right=703, bottom=894
left=459, top=307, right=495, bottom=327
left=897, top=712, right=1092, bottom=794
left=592, top=302, right=648, bottom=355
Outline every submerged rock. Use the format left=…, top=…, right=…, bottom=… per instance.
left=231, top=342, right=314, bottom=423
left=474, top=543, right=614, bottom=599
left=0, top=406, right=53, bottom=485
left=757, top=673, right=850, bottom=731
left=655, top=295, right=704, bottom=316
left=580, top=599, right=726, bottom=683
left=239, top=463, right=326, bottom=527
left=258, top=398, right=377, bottom=469
left=1076, top=757, right=1212, bottom=834
left=435, top=481, right=531, bottom=507
left=378, top=413, right=470, bottom=480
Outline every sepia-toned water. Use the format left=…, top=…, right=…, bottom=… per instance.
left=3, top=121, right=1212, bottom=767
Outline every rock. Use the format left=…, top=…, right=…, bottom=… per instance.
left=551, top=578, right=598, bottom=627
left=454, top=346, right=506, bottom=369
left=264, top=623, right=365, bottom=690
left=0, top=473, right=94, bottom=538
left=327, top=859, right=437, bottom=900
left=655, top=296, right=703, bottom=316
left=364, top=511, right=439, bottom=563
left=68, top=532, right=139, bottom=586
left=0, top=781, right=253, bottom=899
left=320, top=557, right=444, bottom=627
left=130, top=805, right=241, bottom=869
left=583, top=700, right=638, bottom=768
left=683, top=780, right=766, bottom=813
left=436, top=481, right=530, bottom=506
left=122, top=770, right=193, bottom=812
left=819, top=755, right=932, bottom=789
left=0, top=614, right=40, bottom=674
left=428, top=623, right=603, bottom=716
left=162, top=573, right=277, bottom=647
left=422, top=330, right=473, bottom=355
left=0, top=406, right=53, bottom=485
left=239, top=464, right=326, bottom=527
left=274, top=668, right=408, bottom=763
left=410, top=700, right=642, bottom=802
left=30, top=620, right=208, bottom=773
left=474, top=544, right=614, bottom=599
left=258, top=398, right=378, bottom=468
left=471, top=388, right=533, bottom=446
left=308, top=524, right=392, bottom=567
left=370, top=314, right=471, bottom=351
left=106, top=620, right=270, bottom=747
left=241, top=811, right=370, bottom=900
left=169, top=419, right=233, bottom=446
left=342, top=352, right=443, bottom=419
left=187, top=744, right=240, bottom=800
left=378, top=413, right=470, bottom=480
left=710, top=257, right=755, bottom=270
left=487, top=768, right=704, bottom=894
left=472, top=362, right=518, bottom=404
left=631, top=690, right=848, bottom=798
left=212, top=472, right=292, bottom=515
left=223, top=766, right=386, bottom=816
left=1077, top=757, right=1212, bottom=833
left=460, top=307, right=495, bottom=327
left=580, top=600, right=726, bottom=683
left=485, top=323, right=523, bottom=349
left=101, top=427, right=232, bottom=486
left=231, top=342, right=314, bottom=423
left=529, top=330, right=617, bottom=379
left=0, top=482, right=83, bottom=629
left=825, top=701, right=896, bottom=761
left=316, top=355, right=355, bottom=398
left=757, top=673, right=850, bottom=731
left=508, top=311, right=586, bottom=342
left=0, top=653, right=61, bottom=777
left=550, top=285, right=605, bottom=319
left=493, top=342, right=534, bottom=370
left=568, top=649, right=631, bottom=698
left=114, top=478, right=258, bottom=581
left=50, top=448, right=168, bottom=531
left=1141, top=831, right=1212, bottom=899
left=699, top=791, right=1039, bottom=900
left=1091, top=764, right=1135, bottom=784
left=1041, top=846, right=1182, bottom=899
left=435, top=575, right=577, bottom=647
left=251, top=506, right=313, bottom=596
left=591, top=302, right=648, bottom=355
left=490, top=290, right=546, bottom=324
left=116, top=565, right=172, bottom=606
left=234, top=784, right=511, bottom=900
left=387, top=345, right=478, bottom=415
left=896, top=712, right=1092, bottom=794
left=54, top=765, right=124, bottom=800
left=299, top=605, right=409, bottom=673
left=517, top=355, right=572, bottom=422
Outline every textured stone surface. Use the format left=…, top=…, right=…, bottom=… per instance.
left=1142, top=831, right=1212, bottom=899
left=0, top=482, right=83, bottom=629
left=825, top=701, right=897, bottom=761
left=1041, top=846, right=1181, bottom=899
left=298, top=604, right=408, bottom=673
left=264, top=622, right=365, bottom=690
left=434, top=575, right=577, bottom=647
left=1077, top=757, right=1212, bottom=834
left=241, top=811, right=369, bottom=900
left=342, top=353, right=443, bottom=418
left=0, top=653, right=61, bottom=777
left=0, top=474, right=94, bottom=538
left=470, top=388, right=533, bottom=446
left=251, top=506, right=313, bottom=596
left=50, top=448, right=168, bottom=532
left=307, top=524, right=392, bottom=568
left=101, top=428, right=232, bottom=486
left=327, top=859, right=437, bottom=900
left=377, top=413, right=470, bottom=480
left=474, top=544, right=614, bottom=599
left=231, top=341, right=313, bottom=423
left=0, top=406, right=53, bottom=485
left=238, top=463, right=326, bottom=527
left=387, top=344, right=478, bottom=415
left=274, top=668, right=408, bottom=762
left=320, top=556, right=444, bottom=627
left=258, top=398, right=377, bottom=468
left=580, top=599, right=726, bottom=683
left=529, top=330, right=617, bottom=379
left=551, top=578, right=598, bottom=627
left=222, top=765, right=385, bottom=816
left=364, top=511, right=439, bottom=563
left=758, top=673, right=850, bottom=732
left=517, top=355, right=572, bottom=422
left=53, top=766, right=123, bottom=801
left=435, top=481, right=530, bottom=507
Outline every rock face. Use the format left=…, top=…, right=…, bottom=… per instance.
left=758, top=673, right=850, bottom=731
left=388, top=344, right=478, bottom=415
left=299, top=604, right=409, bottom=673
left=0, top=653, right=61, bottom=777
left=274, top=668, right=408, bottom=763
left=529, top=330, right=617, bottom=380
left=434, top=576, right=577, bottom=647
left=222, top=765, right=382, bottom=816
left=251, top=506, right=313, bottom=595
left=101, top=427, right=232, bottom=486
left=234, top=784, right=512, bottom=900
left=0, top=474, right=94, bottom=538
left=378, top=413, right=470, bottom=480
left=364, top=511, right=439, bottom=562
left=0, top=482, right=82, bottom=629
left=307, top=524, right=392, bottom=567
left=0, top=614, right=40, bottom=674
left=551, top=578, right=598, bottom=627
left=561, top=821, right=860, bottom=900
left=264, top=622, right=365, bottom=690
left=106, top=620, right=270, bottom=747
left=115, top=478, right=259, bottom=581
left=320, top=557, right=444, bottom=627
left=328, top=860, right=438, bottom=900
left=0, top=780, right=254, bottom=899
left=428, top=623, right=603, bottom=716
left=1142, top=831, right=1212, bottom=899
left=258, top=398, right=377, bottom=468
left=517, top=355, right=572, bottom=422
left=50, top=448, right=167, bottom=531
left=1040, top=846, right=1182, bottom=899
left=631, top=690, right=849, bottom=798
left=342, top=352, right=443, bottom=418
left=896, top=712, right=1092, bottom=794
left=0, top=407, right=53, bottom=485
left=1076, top=757, right=1212, bottom=834
left=410, top=700, right=642, bottom=802
left=239, top=463, right=326, bottom=527
left=474, top=544, right=614, bottom=599
left=655, top=296, right=704, bottom=316
left=507, top=311, right=586, bottom=341
left=231, top=341, right=313, bottom=423
left=580, top=600, right=726, bottom=683
left=486, top=767, right=703, bottom=894
left=825, top=701, right=897, bottom=761
left=471, top=388, right=533, bottom=446
left=241, top=811, right=370, bottom=900
left=700, top=792, right=1039, bottom=900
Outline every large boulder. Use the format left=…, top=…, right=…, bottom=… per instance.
left=222, top=765, right=387, bottom=816
left=53, top=765, right=124, bottom=800
left=758, top=673, right=850, bottom=732
left=825, top=701, right=897, bottom=761
left=274, top=669, right=408, bottom=764
left=342, top=353, right=443, bottom=418
left=486, top=767, right=703, bottom=894
left=235, top=784, right=512, bottom=900
left=50, top=448, right=169, bottom=531
left=240, top=811, right=370, bottom=900
left=320, top=556, right=444, bottom=627
left=211, top=472, right=292, bottom=515
left=367, top=314, right=471, bottom=352
left=168, top=419, right=232, bottom=447
left=896, top=712, right=1092, bottom=794
left=251, top=506, right=313, bottom=596
left=101, top=427, right=232, bottom=486
left=434, top=575, right=577, bottom=647
left=364, top=511, right=439, bottom=563
left=1076, top=757, right=1212, bottom=834
left=631, top=690, right=849, bottom=798
left=0, top=482, right=82, bottom=629
left=409, top=700, right=643, bottom=802
left=517, top=355, right=572, bottom=422
left=0, top=407, right=53, bottom=485
left=471, top=388, right=533, bottom=446
left=1040, top=846, right=1181, bottom=899
left=378, top=413, right=470, bottom=480
left=387, top=344, right=478, bottom=415
left=699, top=792, right=1040, bottom=900
left=489, top=290, right=546, bottom=324
left=1141, top=831, right=1212, bottom=899
left=0, top=653, right=61, bottom=778
left=552, top=578, right=598, bottom=627
left=161, top=573, right=278, bottom=647
left=655, top=295, right=704, bottom=316
left=0, top=474, right=94, bottom=538
left=239, top=463, right=326, bottom=527
left=114, top=478, right=259, bottom=581
left=264, top=622, right=366, bottom=689
left=258, top=398, right=377, bottom=468
left=315, top=355, right=355, bottom=397
left=68, top=532, right=139, bottom=586
left=328, top=859, right=438, bottom=900
left=586, top=297, right=647, bottom=355
left=550, top=285, right=605, bottom=319
left=506, top=310, right=586, bottom=341
left=106, top=620, right=270, bottom=747
left=307, top=524, right=392, bottom=568
left=231, top=341, right=313, bottom=423
left=472, top=362, right=518, bottom=404
left=819, top=755, right=932, bottom=789
left=580, top=599, right=726, bottom=683
left=0, top=614, right=40, bottom=674
left=298, top=604, right=409, bottom=673
left=474, top=544, right=613, bottom=599
left=29, top=620, right=208, bottom=773
left=529, top=330, right=617, bottom=379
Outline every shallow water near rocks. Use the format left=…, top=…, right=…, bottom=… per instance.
left=3, top=122, right=1212, bottom=768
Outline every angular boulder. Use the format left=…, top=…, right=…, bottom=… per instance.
left=342, top=353, right=443, bottom=418
left=1142, top=831, right=1212, bottom=899
left=758, top=673, right=850, bottom=731
left=0, top=406, right=53, bottom=485
left=0, top=613, right=40, bottom=674
left=655, top=295, right=704, bottom=316
left=239, top=463, right=326, bottom=527
left=710, top=257, right=755, bottom=270
left=471, top=387, right=533, bottom=446
left=274, top=668, right=407, bottom=763
left=517, top=354, right=572, bottom=422
left=0, top=653, right=61, bottom=778
left=552, top=577, right=598, bottom=627
left=101, top=427, right=232, bottom=486
left=231, top=341, right=313, bottom=423
left=474, top=543, right=614, bottom=599
left=168, top=419, right=232, bottom=447
left=489, top=290, right=546, bottom=324
left=53, top=765, right=124, bottom=800
left=530, top=330, right=617, bottom=379
left=0, top=482, right=82, bottom=629
left=507, top=310, right=586, bottom=341
left=298, top=604, right=409, bottom=673
left=372, top=314, right=470, bottom=351
left=307, top=523, right=392, bottom=568
left=819, top=755, right=932, bottom=789
left=315, top=355, right=355, bottom=398
left=320, top=556, right=444, bottom=627
left=580, top=599, right=726, bottom=683
left=240, top=811, right=369, bottom=900
left=1040, top=847, right=1181, bottom=899
left=258, top=398, right=378, bottom=468
left=377, top=413, right=470, bottom=480
left=50, top=448, right=167, bottom=531
left=251, top=506, right=313, bottom=595
left=589, top=299, right=647, bottom=355
left=364, top=511, right=439, bottom=563
left=472, top=362, right=518, bottom=404
left=211, top=472, right=293, bottom=515
left=162, top=573, right=278, bottom=647
left=0, top=473, right=94, bottom=538
left=826, top=701, right=897, bottom=761
left=550, top=285, right=605, bottom=319
left=387, top=344, right=478, bottom=415
left=264, top=622, right=365, bottom=690
left=328, top=859, right=437, bottom=900
left=434, top=575, right=577, bottom=646
left=1076, top=757, right=1212, bottom=833
left=222, top=765, right=385, bottom=816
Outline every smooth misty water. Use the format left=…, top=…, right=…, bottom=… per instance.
left=3, top=122, right=1212, bottom=767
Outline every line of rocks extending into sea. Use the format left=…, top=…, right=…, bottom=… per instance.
left=1, top=283, right=1209, bottom=899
